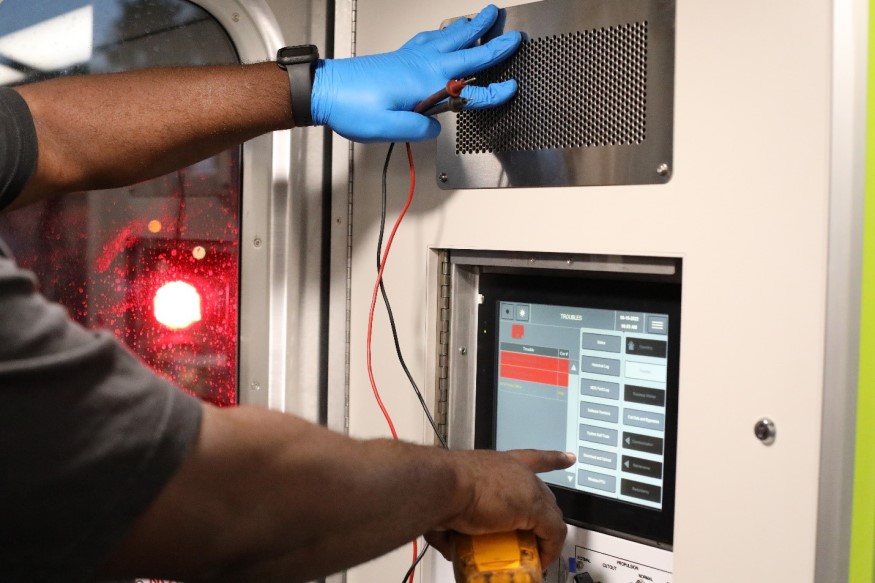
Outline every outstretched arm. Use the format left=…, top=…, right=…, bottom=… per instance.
left=99, top=404, right=574, bottom=582
left=11, top=63, right=290, bottom=210
left=8, top=4, right=520, bottom=211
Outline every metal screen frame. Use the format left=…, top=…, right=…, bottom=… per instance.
left=436, top=0, right=675, bottom=190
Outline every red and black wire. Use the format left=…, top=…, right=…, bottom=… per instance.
left=365, top=79, right=471, bottom=582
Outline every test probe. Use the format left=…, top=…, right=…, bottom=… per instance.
left=374, top=78, right=542, bottom=583
left=415, top=77, right=474, bottom=116
left=416, top=80, right=544, bottom=583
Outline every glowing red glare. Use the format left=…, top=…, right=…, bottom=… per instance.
left=153, top=280, right=202, bottom=330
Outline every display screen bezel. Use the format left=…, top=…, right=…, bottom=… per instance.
left=475, top=272, right=681, bottom=546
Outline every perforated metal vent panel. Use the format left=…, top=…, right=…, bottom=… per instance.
left=457, top=23, right=648, bottom=154
left=436, top=0, right=675, bottom=189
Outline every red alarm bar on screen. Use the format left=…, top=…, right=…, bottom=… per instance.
left=500, top=351, right=569, bottom=387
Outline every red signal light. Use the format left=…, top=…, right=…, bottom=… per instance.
left=153, top=280, right=202, bottom=330
left=125, top=237, right=238, bottom=407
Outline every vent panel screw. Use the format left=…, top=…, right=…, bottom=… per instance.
left=754, top=418, right=776, bottom=445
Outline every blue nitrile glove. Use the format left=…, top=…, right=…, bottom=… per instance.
left=311, top=4, right=521, bottom=143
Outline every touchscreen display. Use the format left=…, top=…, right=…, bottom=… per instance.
left=495, top=301, right=670, bottom=510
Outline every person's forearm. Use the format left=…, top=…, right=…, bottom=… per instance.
left=206, top=408, right=467, bottom=581
left=12, top=63, right=292, bottom=210
left=101, top=403, right=571, bottom=581
left=101, top=405, right=469, bottom=582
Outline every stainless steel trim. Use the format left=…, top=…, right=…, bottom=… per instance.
left=815, top=0, right=868, bottom=579
left=188, top=0, right=285, bottom=413
left=445, top=249, right=681, bottom=453
left=266, top=133, right=292, bottom=413
left=325, top=3, right=354, bottom=582
left=449, top=249, right=680, bottom=278
left=327, top=0, right=356, bottom=438
left=436, top=0, right=675, bottom=190
left=192, top=0, right=329, bottom=423
left=265, top=0, right=330, bottom=424
left=191, top=0, right=284, bottom=57
left=436, top=251, right=452, bottom=441
left=446, top=264, right=480, bottom=450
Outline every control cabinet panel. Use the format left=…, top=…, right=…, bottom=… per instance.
left=467, top=258, right=680, bottom=547
left=339, top=0, right=864, bottom=579
left=445, top=252, right=679, bottom=582
left=548, top=530, right=672, bottom=583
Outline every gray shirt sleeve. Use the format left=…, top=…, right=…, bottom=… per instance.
left=0, top=247, right=204, bottom=581
left=0, top=87, right=38, bottom=210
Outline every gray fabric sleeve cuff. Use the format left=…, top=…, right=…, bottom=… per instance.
left=0, top=87, right=38, bottom=211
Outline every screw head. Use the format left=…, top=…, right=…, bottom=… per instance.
left=439, top=172, right=448, bottom=183
left=458, top=346, right=467, bottom=355
left=232, top=12, right=240, bottom=22
left=250, top=381, right=261, bottom=392
left=754, top=418, right=776, bottom=445
left=657, top=163, right=670, bottom=177
left=253, top=238, right=262, bottom=248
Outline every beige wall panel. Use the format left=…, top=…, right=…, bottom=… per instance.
left=344, top=0, right=833, bottom=580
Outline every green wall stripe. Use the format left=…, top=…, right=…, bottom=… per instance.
left=850, top=3, right=875, bottom=579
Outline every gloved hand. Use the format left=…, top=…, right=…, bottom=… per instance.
left=311, top=4, right=521, bottom=143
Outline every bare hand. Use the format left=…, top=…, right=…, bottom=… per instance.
left=426, top=449, right=575, bottom=567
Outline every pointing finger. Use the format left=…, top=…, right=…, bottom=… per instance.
left=506, top=449, right=577, bottom=474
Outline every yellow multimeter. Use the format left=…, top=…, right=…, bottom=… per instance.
left=451, top=531, right=542, bottom=583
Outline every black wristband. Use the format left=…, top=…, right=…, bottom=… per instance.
left=276, top=45, right=319, bottom=127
